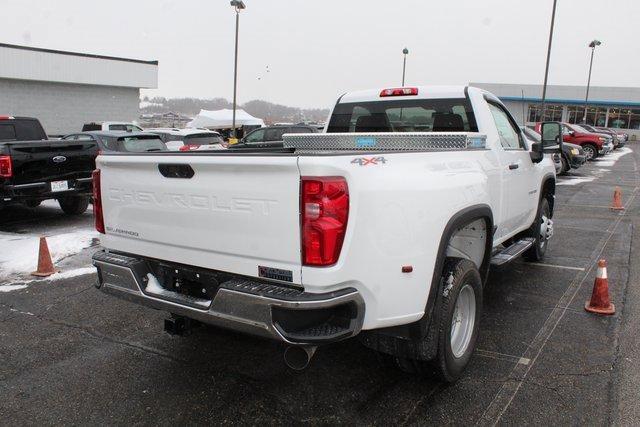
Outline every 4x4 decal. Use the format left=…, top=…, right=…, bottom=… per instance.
left=351, top=156, right=387, bottom=166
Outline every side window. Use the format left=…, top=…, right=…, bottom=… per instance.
left=291, top=126, right=313, bottom=133
left=264, top=128, right=285, bottom=141
left=76, top=135, right=95, bottom=141
left=245, top=129, right=265, bottom=143
left=488, top=103, right=522, bottom=149
left=109, top=124, right=126, bottom=131
left=62, top=134, right=78, bottom=140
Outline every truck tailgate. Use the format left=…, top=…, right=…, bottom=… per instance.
left=98, top=154, right=303, bottom=284
left=7, top=140, right=97, bottom=184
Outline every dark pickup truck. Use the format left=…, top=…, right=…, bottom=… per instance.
left=0, top=116, right=96, bottom=214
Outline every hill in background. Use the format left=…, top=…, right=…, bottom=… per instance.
left=140, top=96, right=330, bottom=125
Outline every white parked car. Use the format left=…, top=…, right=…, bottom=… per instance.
left=146, top=128, right=225, bottom=151
left=91, top=86, right=560, bottom=382
left=82, top=121, right=143, bottom=132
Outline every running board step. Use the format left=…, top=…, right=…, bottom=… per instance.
left=491, top=237, right=535, bottom=266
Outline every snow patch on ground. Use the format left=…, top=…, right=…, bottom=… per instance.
left=0, top=284, right=28, bottom=292
left=557, top=176, right=597, bottom=186
left=593, top=147, right=633, bottom=168
left=44, top=266, right=97, bottom=281
left=0, top=229, right=97, bottom=280
left=40, top=199, right=92, bottom=212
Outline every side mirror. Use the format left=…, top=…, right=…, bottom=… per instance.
left=530, top=142, right=544, bottom=163
left=541, top=121, right=563, bottom=154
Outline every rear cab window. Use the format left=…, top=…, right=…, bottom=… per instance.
left=327, top=98, right=478, bottom=133
left=117, top=136, right=167, bottom=152
left=183, top=133, right=224, bottom=146
left=0, top=123, right=16, bottom=141
left=109, top=124, right=143, bottom=132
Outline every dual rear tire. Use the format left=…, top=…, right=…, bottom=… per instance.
left=386, top=258, right=483, bottom=382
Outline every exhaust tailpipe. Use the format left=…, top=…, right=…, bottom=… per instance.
left=283, top=345, right=317, bottom=371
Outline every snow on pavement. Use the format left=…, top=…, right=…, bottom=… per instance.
left=0, top=267, right=98, bottom=292
left=0, top=284, right=28, bottom=292
left=0, top=229, right=98, bottom=281
left=593, top=147, right=632, bottom=168
left=557, top=147, right=632, bottom=186
left=557, top=176, right=597, bottom=186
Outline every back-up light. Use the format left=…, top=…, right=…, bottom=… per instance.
left=301, top=177, right=349, bottom=266
left=0, top=155, right=12, bottom=178
left=380, top=87, right=419, bottom=97
left=92, top=169, right=105, bottom=233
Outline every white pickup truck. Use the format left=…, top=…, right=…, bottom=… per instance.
left=91, top=86, right=562, bottom=382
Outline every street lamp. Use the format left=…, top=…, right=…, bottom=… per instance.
left=540, top=0, right=558, bottom=121
left=582, top=39, right=602, bottom=124
left=401, top=47, right=409, bottom=86
left=230, top=0, right=246, bottom=140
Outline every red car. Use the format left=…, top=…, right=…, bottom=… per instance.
left=535, top=122, right=613, bottom=160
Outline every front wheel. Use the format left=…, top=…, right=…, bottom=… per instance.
left=524, top=197, right=552, bottom=262
left=582, top=143, right=598, bottom=161
left=58, top=196, right=89, bottom=215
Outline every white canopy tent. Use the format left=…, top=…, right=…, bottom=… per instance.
left=186, top=108, right=264, bottom=129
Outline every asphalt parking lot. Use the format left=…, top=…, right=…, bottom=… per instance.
left=1, top=146, right=639, bottom=425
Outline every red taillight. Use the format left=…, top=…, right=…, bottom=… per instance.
left=0, top=115, right=14, bottom=120
left=301, top=177, right=349, bottom=266
left=379, top=87, right=418, bottom=97
left=92, top=169, right=105, bottom=233
left=0, top=155, right=12, bottom=178
left=179, top=144, right=198, bottom=151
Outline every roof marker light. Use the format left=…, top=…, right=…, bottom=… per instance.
left=379, top=87, right=418, bottom=97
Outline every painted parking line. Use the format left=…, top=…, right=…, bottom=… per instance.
left=527, top=263, right=585, bottom=271
left=477, top=185, right=639, bottom=426
left=475, top=349, right=531, bottom=366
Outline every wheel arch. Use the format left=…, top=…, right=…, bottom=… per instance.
left=358, top=204, right=494, bottom=359
left=368, top=204, right=493, bottom=340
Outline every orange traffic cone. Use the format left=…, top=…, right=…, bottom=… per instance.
left=31, top=236, right=57, bottom=277
left=610, top=187, right=624, bottom=210
left=585, top=259, right=615, bottom=315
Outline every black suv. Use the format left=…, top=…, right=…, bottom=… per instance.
left=230, top=125, right=318, bottom=149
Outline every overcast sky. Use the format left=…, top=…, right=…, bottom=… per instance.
left=2, top=0, right=638, bottom=108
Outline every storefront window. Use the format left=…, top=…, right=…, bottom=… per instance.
left=567, top=106, right=606, bottom=125
left=607, top=108, right=631, bottom=129
left=527, top=104, right=562, bottom=122
left=629, top=109, right=640, bottom=130
left=566, top=106, right=582, bottom=124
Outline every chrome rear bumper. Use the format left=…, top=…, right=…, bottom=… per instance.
left=92, top=250, right=364, bottom=345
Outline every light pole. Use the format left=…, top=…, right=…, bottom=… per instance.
left=540, top=0, right=557, bottom=121
left=582, top=39, right=601, bottom=124
left=401, top=47, right=409, bottom=86
left=230, top=0, right=246, bottom=140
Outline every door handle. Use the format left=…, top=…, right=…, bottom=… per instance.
left=508, top=163, right=519, bottom=170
